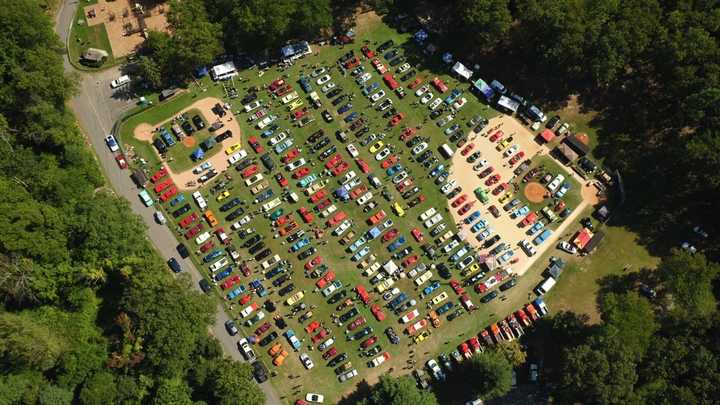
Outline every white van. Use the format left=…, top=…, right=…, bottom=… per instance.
left=110, top=75, right=131, bottom=88
left=261, top=254, right=281, bottom=269
left=209, top=257, right=229, bottom=273
left=192, top=191, right=207, bottom=210
left=261, top=197, right=282, bottom=212
left=535, top=277, right=557, bottom=295
left=245, top=173, right=264, bottom=187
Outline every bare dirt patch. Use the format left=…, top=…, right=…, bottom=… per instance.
left=84, top=0, right=170, bottom=57
left=354, top=11, right=382, bottom=35
left=132, top=123, right=154, bottom=142
left=524, top=182, right=546, bottom=203
left=181, top=137, right=196, bottom=148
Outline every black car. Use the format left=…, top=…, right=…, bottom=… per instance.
left=225, top=320, right=238, bottom=336
left=307, top=129, right=325, bottom=144
left=547, top=115, right=561, bottom=129
left=254, top=248, right=272, bottom=261
left=278, top=283, right=295, bottom=296
left=192, top=115, right=205, bottom=130
left=220, top=198, right=242, bottom=212
left=286, top=230, right=305, bottom=243
left=235, top=158, right=254, bottom=171
left=465, top=272, right=486, bottom=287
left=480, top=291, right=498, bottom=303
left=499, top=277, right=518, bottom=291
left=389, top=56, right=406, bottom=67
left=241, top=93, right=258, bottom=105
left=264, top=300, right=277, bottom=313
left=383, top=49, right=398, bottom=60
left=243, top=234, right=262, bottom=247
left=402, top=187, right=420, bottom=199
left=298, top=246, right=317, bottom=260
left=392, top=247, right=413, bottom=259
left=172, top=203, right=191, bottom=218
left=385, top=326, right=400, bottom=344
left=349, top=326, right=373, bottom=341
left=176, top=243, right=190, bottom=258
left=251, top=361, right=268, bottom=383
left=248, top=242, right=266, bottom=255
left=272, top=274, right=290, bottom=287
left=332, top=95, right=348, bottom=106
left=436, top=263, right=451, bottom=279
left=400, top=70, right=416, bottom=82
left=199, top=278, right=212, bottom=293
left=430, top=109, right=443, bottom=119
left=225, top=207, right=245, bottom=221
left=259, top=331, right=278, bottom=346
left=328, top=353, right=348, bottom=367
left=447, top=308, right=463, bottom=321
left=260, top=153, right=275, bottom=171
left=328, top=290, right=347, bottom=304
left=215, top=130, right=232, bottom=143
left=167, top=257, right=182, bottom=273
left=311, top=137, right=331, bottom=153
left=489, top=205, right=501, bottom=218
left=326, top=88, right=342, bottom=99
left=318, top=145, right=337, bottom=160
left=339, top=307, right=359, bottom=323
left=377, top=39, right=394, bottom=52
left=181, top=121, right=194, bottom=134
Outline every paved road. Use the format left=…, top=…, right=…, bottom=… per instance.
left=54, top=2, right=282, bottom=404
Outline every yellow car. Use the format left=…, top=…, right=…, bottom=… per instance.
left=413, top=330, right=431, bottom=344
left=287, top=99, right=304, bottom=111
left=461, top=262, right=481, bottom=277
left=431, top=291, right=449, bottom=305
left=498, top=192, right=513, bottom=204
left=369, top=141, right=384, bottom=154
left=225, top=143, right=242, bottom=155
left=216, top=190, right=231, bottom=201
left=392, top=201, right=405, bottom=217
left=285, top=291, right=304, bottom=306
left=496, top=137, right=514, bottom=151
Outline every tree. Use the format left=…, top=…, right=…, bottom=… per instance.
left=491, top=340, right=527, bottom=368
left=599, top=292, right=658, bottom=359
left=360, top=375, right=439, bottom=405
left=463, top=351, right=512, bottom=400
left=137, top=56, right=163, bottom=89
left=153, top=378, right=194, bottom=405
left=79, top=371, right=117, bottom=405
left=291, top=0, right=332, bottom=39
left=206, top=357, right=265, bottom=405
left=454, top=0, right=512, bottom=50
left=0, top=312, right=64, bottom=371
left=38, top=385, right=73, bottom=405
left=658, top=250, right=719, bottom=319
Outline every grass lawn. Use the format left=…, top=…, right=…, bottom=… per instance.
left=124, top=16, right=657, bottom=405
left=68, top=0, right=118, bottom=70
left=517, top=155, right=583, bottom=213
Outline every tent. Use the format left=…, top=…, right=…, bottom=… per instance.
left=383, top=260, right=399, bottom=276
left=547, top=258, right=566, bottom=279
left=194, top=66, right=208, bottom=78
left=200, top=137, right=217, bottom=151
left=414, top=29, right=428, bottom=43
left=490, top=80, right=506, bottom=94
left=451, top=61, right=474, bottom=80
left=496, top=95, right=520, bottom=114
left=540, top=129, right=556, bottom=143
left=442, top=52, right=454, bottom=64
left=281, top=41, right=312, bottom=60
left=573, top=228, right=594, bottom=249
left=190, top=148, right=204, bottom=161
left=472, top=78, right=495, bottom=100
left=210, top=62, right=237, bottom=81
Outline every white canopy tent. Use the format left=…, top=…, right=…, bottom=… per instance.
left=451, top=61, right=473, bottom=80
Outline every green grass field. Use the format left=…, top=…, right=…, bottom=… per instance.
left=122, top=18, right=658, bottom=405
left=68, top=0, right=117, bottom=69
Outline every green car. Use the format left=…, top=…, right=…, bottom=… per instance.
left=269, top=208, right=284, bottom=220
left=474, top=187, right=489, bottom=203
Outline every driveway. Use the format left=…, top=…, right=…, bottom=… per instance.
left=54, top=2, right=282, bottom=404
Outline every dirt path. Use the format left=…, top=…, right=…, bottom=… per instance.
left=445, top=115, right=591, bottom=276
left=132, top=97, right=242, bottom=191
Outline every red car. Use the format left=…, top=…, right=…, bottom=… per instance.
left=330, top=161, right=350, bottom=176
left=151, top=167, right=168, bottom=182
left=282, top=148, right=300, bottom=163
left=382, top=228, right=399, bottom=243
left=368, top=209, right=386, bottom=225
left=468, top=336, right=481, bottom=353
left=459, top=342, right=471, bottom=358
left=361, top=335, right=378, bottom=348
left=304, top=256, right=323, bottom=270
left=291, top=107, right=307, bottom=120
left=310, top=189, right=328, bottom=203
left=185, top=223, right=203, bottom=239
left=327, top=211, right=347, bottom=226
left=248, top=136, right=264, bottom=153
left=276, top=84, right=294, bottom=97
left=431, top=77, right=448, bottom=93
left=509, top=151, right=525, bottom=165
left=450, top=279, right=465, bottom=295
left=154, top=177, right=173, bottom=193
left=305, top=320, right=321, bottom=334
left=299, top=207, right=314, bottom=223
left=355, top=158, right=370, bottom=173
left=408, top=77, right=423, bottom=89
left=322, top=347, right=337, bottom=360
left=383, top=73, right=399, bottom=90
left=350, top=185, right=369, bottom=199
left=411, top=228, right=424, bottom=242
left=389, top=112, right=405, bottom=126
left=279, top=221, right=298, bottom=237
left=239, top=294, right=252, bottom=305
left=402, top=255, right=419, bottom=268
left=115, top=154, right=128, bottom=169
left=314, top=198, right=332, bottom=212
left=315, top=271, right=336, bottom=289
left=458, top=201, right=475, bottom=215
left=275, top=173, right=289, bottom=187
left=485, top=174, right=501, bottom=186
left=255, top=322, right=272, bottom=336
left=381, top=155, right=399, bottom=169
left=311, top=329, right=328, bottom=343
left=241, top=164, right=259, bottom=179
left=344, top=56, right=361, bottom=69
left=492, top=183, right=510, bottom=195
left=400, top=127, right=416, bottom=142
left=179, top=213, right=198, bottom=228
left=451, top=194, right=468, bottom=208
left=325, top=154, right=343, bottom=169
left=268, top=78, right=285, bottom=92
left=370, top=305, right=385, bottom=321
left=159, top=186, right=178, bottom=202
left=460, top=143, right=475, bottom=156
left=478, top=167, right=494, bottom=178
left=199, top=240, right=215, bottom=253
left=489, top=130, right=504, bottom=142
left=348, top=316, right=367, bottom=331
left=221, top=275, right=241, bottom=290
left=293, top=167, right=311, bottom=179
left=361, top=45, right=375, bottom=58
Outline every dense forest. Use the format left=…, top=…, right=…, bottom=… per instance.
left=0, top=1, right=263, bottom=404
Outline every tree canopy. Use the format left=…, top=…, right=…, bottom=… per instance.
left=359, top=375, right=439, bottom=405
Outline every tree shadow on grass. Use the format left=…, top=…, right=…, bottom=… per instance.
left=337, top=379, right=372, bottom=405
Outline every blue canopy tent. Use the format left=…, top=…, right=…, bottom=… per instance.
left=191, top=148, right=204, bottom=161
left=194, top=66, right=208, bottom=78
left=472, top=78, right=495, bottom=101
left=414, top=29, right=428, bottom=44
left=442, top=52, right=454, bottom=64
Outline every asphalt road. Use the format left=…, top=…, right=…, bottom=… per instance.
left=54, top=2, right=282, bottom=404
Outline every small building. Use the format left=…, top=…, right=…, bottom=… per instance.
left=190, top=148, right=204, bottom=161
left=496, top=95, right=520, bottom=114
left=594, top=205, right=610, bottom=222
left=572, top=228, right=594, bottom=250
left=563, top=134, right=590, bottom=157
left=280, top=41, right=312, bottom=61
left=583, top=231, right=605, bottom=253
left=210, top=62, right=238, bottom=81
left=81, top=48, right=108, bottom=67
left=547, top=257, right=566, bottom=279
left=159, top=88, right=178, bottom=101
left=556, top=144, right=579, bottom=163
left=451, top=61, right=473, bottom=81
left=438, top=143, right=454, bottom=159
left=200, top=137, right=217, bottom=151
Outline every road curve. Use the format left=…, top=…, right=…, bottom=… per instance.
left=54, top=2, right=283, bottom=404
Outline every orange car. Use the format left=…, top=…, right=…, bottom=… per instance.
left=273, top=350, right=289, bottom=366
left=204, top=210, right=219, bottom=227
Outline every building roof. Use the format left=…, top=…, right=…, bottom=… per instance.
left=583, top=231, right=605, bottom=252
left=564, top=134, right=590, bottom=156
left=573, top=228, right=594, bottom=249
left=540, top=129, right=556, bottom=142
left=557, top=144, right=579, bottom=162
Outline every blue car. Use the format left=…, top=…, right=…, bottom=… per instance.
left=226, top=285, right=246, bottom=300
left=386, top=164, right=403, bottom=176
left=160, top=129, right=175, bottom=147
left=213, top=267, right=233, bottom=282
left=261, top=124, right=279, bottom=138
left=203, top=249, right=224, bottom=263
left=388, top=293, right=408, bottom=310
left=362, top=82, right=380, bottom=96
left=527, top=221, right=545, bottom=236
left=366, top=226, right=381, bottom=240
left=532, top=229, right=553, bottom=246
left=299, top=76, right=312, bottom=92
left=169, top=194, right=185, bottom=206
left=337, top=103, right=353, bottom=114
left=470, top=219, right=488, bottom=233
left=464, top=211, right=481, bottom=224
left=265, top=266, right=286, bottom=280
left=254, top=189, right=274, bottom=203
left=344, top=112, right=359, bottom=123
left=430, top=164, right=445, bottom=178
left=284, top=329, right=302, bottom=349
left=511, top=206, right=530, bottom=218
left=290, top=238, right=310, bottom=252
left=436, top=302, right=454, bottom=315
left=444, top=89, right=462, bottom=105
left=422, top=281, right=440, bottom=297
left=387, top=236, right=406, bottom=252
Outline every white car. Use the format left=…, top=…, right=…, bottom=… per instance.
left=397, top=63, right=411, bottom=73
left=346, top=143, right=359, bottom=158
left=256, top=115, right=278, bottom=129
left=285, top=158, right=306, bottom=171
left=306, top=393, right=324, bottom=403
left=237, top=338, right=256, bottom=361
left=321, top=82, right=335, bottom=93
left=338, top=368, right=358, bottom=382
left=473, top=160, right=488, bottom=170
left=268, top=131, right=288, bottom=146
left=310, top=67, right=326, bottom=77
left=503, top=145, right=519, bottom=157
left=415, top=84, right=430, bottom=97
left=105, top=135, right=119, bottom=152
left=154, top=211, right=166, bottom=224
left=412, top=142, right=428, bottom=155
left=378, top=98, right=393, bottom=111
left=557, top=241, right=578, bottom=254
left=195, top=231, right=211, bottom=245
left=440, top=179, right=458, bottom=194
left=299, top=353, right=315, bottom=369
left=356, top=72, right=372, bottom=84
left=452, top=97, right=467, bottom=111
left=419, top=207, right=437, bottom=222
left=420, top=92, right=434, bottom=104
left=424, top=213, right=444, bottom=228
left=356, top=192, right=374, bottom=205
left=392, top=171, right=408, bottom=184
left=520, top=239, right=537, bottom=256
left=428, top=98, right=443, bottom=110
left=437, top=114, right=454, bottom=127
left=110, top=75, right=130, bottom=88
left=244, top=100, right=262, bottom=112
left=547, top=174, right=565, bottom=192
left=316, top=74, right=331, bottom=85
left=370, top=90, right=386, bottom=102
left=227, top=149, right=248, bottom=164
left=375, top=148, right=391, bottom=161
left=426, top=359, right=443, bottom=380
left=342, top=170, right=357, bottom=183
left=333, top=219, right=352, bottom=236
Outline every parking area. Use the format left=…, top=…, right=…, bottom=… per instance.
left=120, top=19, right=594, bottom=404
